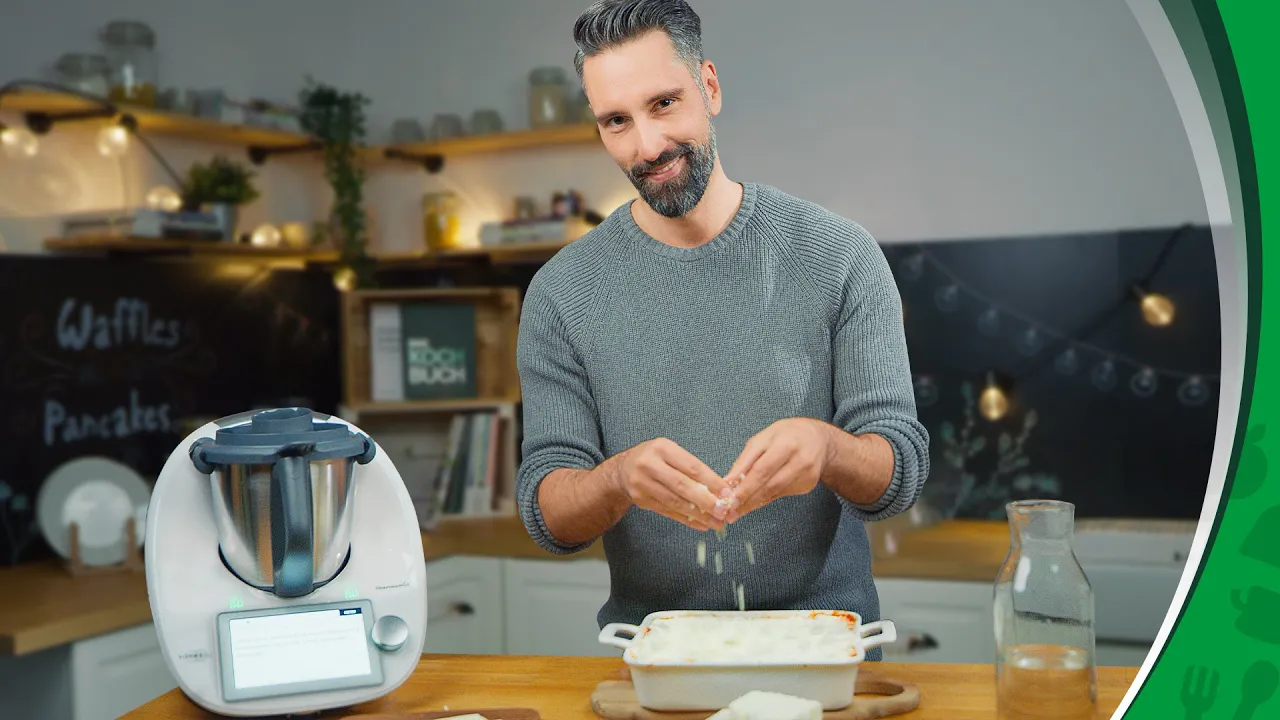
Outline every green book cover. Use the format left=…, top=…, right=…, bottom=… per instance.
left=400, top=301, right=477, bottom=400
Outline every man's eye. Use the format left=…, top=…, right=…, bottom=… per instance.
left=656, top=98, right=675, bottom=110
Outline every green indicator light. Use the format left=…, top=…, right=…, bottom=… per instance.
left=228, top=596, right=244, bottom=610
left=344, top=587, right=359, bottom=600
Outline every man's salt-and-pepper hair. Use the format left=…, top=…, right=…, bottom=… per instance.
left=572, top=0, right=705, bottom=85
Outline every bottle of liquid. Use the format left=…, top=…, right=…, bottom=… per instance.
left=994, top=499, right=1098, bottom=720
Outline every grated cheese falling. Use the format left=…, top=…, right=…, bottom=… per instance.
left=736, top=582, right=745, bottom=611
left=745, top=541, right=755, bottom=565
left=714, top=550, right=723, bottom=575
left=697, top=539, right=707, bottom=567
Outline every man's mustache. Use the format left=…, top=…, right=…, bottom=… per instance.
left=630, top=145, right=692, bottom=179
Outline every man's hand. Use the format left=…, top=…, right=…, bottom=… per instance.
left=721, top=418, right=836, bottom=523
left=613, top=437, right=731, bottom=531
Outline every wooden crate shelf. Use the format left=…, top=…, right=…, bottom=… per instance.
left=341, top=287, right=522, bottom=411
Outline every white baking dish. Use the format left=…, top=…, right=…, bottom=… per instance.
left=597, top=609, right=897, bottom=711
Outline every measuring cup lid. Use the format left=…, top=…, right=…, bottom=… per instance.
left=189, top=407, right=375, bottom=472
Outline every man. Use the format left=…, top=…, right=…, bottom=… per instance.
left=515, top=0, right=929, bottom=660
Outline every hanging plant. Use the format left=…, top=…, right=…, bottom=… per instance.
left=298, top=77, right=376, bottom=289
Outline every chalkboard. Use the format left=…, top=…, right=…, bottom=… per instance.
left=884, top=225, right=1222, bottom=521
left=0, top=255, right=341, bottom=566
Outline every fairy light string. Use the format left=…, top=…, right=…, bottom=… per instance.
left=900, top=224, right=1218, bottom=413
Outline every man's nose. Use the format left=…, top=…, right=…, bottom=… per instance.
left=635, top=122, right=669, bottom=165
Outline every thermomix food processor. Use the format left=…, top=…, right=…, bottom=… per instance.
left=144, top=407, right=427, bottom=717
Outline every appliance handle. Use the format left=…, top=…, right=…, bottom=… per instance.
left=271, top=443, right=316, bottom=598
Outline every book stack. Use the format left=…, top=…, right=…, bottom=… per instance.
left=416, top=412, right=504, bottom=527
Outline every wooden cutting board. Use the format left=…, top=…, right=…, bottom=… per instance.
left=338, top=709, right=540, bottom=720
left=591, top=669, right=920, bottom=720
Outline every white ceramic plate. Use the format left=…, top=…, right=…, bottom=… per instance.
left=37, top=457, right=151, bottom=566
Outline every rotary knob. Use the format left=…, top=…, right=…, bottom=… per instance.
left=371, top=615, right=409, bottom=652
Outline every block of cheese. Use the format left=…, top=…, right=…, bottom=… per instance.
left=727, top=690, right=823, bottom=720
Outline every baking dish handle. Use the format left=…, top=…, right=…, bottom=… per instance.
left=598, top=622, right=641, bottom=649
left=858, top=619, right=899, bottom=650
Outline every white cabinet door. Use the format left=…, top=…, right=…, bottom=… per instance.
left=502, top=558, right=616, bottom=657
left=875, top=578, right=996, bottom=665
left=424, top=556, right=505, bottom=655
left=70, top=623, right=177, bottom=720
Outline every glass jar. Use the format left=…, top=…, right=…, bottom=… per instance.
left=102, top=20, right=158, bottom=106
left=54, top=53, right=112, bottom=98
left=422, top=192, right=461, bottom=251
left=528, top=67, right=568, bottom=129
left=994, top=500, right=1098, bottom=720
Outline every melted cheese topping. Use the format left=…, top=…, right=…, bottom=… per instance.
left=629, top=612, right=859, bottom=664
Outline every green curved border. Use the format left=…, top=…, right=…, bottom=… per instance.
left=1122, top=0, right=1270, bottom=717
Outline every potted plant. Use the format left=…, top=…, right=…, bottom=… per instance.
left=298, top=77, right=376, bottom=288
left=181, top=154, right=261, bottom=242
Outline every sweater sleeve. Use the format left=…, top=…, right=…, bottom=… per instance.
left=514, top=271, right=606, bottom=554
left=830, top=229, right=932, bottom=522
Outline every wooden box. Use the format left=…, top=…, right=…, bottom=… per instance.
left=341, top=287, right=522, bottom=413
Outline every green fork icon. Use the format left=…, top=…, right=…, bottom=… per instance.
left=1182, top=666, right=1220, bottom=720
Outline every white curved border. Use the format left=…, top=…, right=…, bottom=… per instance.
left=1118, top=1, right=1246, bottom=717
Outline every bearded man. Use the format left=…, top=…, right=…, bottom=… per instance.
left=514, top=0, right=930, bottom=660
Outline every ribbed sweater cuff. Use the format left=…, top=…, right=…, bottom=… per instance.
left=839, top=424, right=925, bottom=522
left=517, top=451, right=598, bottom=555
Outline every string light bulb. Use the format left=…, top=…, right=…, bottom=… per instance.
left=332, top=267, right=356, bottom=292
left=146, top=185, right=182, bottom=212
left=0, top=124, right=39, bottom=159
left=978, top=372, right=1010, bottom=422
left=96, top=124, right=130, bottom=157
left=1132, top=285, right=1175, bottom=327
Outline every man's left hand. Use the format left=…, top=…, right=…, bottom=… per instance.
left=720, top=418, right=836, bottom=523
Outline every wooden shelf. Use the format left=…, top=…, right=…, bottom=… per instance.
left=43, top=235, right=339, bottom=261
left=3, top=88, right=600, bottom=168
left=2, top=89, right=313, bottom=149
left=41, top=236, right=577, bottom=268
left=348, top=396, right=520, bottom=415
left=382, top=123, right=600, bottom=162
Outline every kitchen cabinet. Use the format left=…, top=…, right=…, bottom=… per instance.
left=423, top=556, right=504, bottom=655
left=0, top=623, right=177, bottom=720
left=501, top=558, right=617, bottom=657
left=69, top=623, right=177, bottom=720
left=875, top=578, right=997, bottom=665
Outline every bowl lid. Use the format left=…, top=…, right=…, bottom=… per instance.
left=189, top=407, right=375, bottom=471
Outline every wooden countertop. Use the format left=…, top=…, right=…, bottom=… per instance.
left=120, top=653, right=1140, bottom=720
left=1, top=517, right=1008, bottom=657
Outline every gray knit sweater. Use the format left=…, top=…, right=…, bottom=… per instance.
left=515, top=183, right=929, bottom=658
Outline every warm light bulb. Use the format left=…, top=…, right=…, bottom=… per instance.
left=1, top=126, right=39, bottom=159
left=250, top=224, right=282, bottom=247
left=97, top=125, right=130, bottom=157
left=978, top=374, right=1009, bottom=422
left=332, top=267, right=356, bottom=292
left=1140, top=292, right=1175, bottom=327
left=146, top=185, right=182, bottom=212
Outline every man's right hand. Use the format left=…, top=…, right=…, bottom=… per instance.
left=611, top=437, right=731, bottom=531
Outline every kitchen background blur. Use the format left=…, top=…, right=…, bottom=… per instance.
left=0, top=1, right=1225, bottom=718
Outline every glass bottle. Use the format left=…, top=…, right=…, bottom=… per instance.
left=54, top=53, right=112, bottom=98
left=528, top=67, right=568, bottom=129
left=422, top=192, right=461, bottom=251
left=994, top=500, right=1098, bottom=720
left=102, top=20, right=158, bottom=106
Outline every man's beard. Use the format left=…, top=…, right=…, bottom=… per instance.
left=625, top=121, right=717, bottom=219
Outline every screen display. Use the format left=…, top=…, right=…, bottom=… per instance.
left=218, top=600, right=382, bottom=700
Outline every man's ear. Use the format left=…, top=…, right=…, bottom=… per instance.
left=701, top=60, right=723, bottom=115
